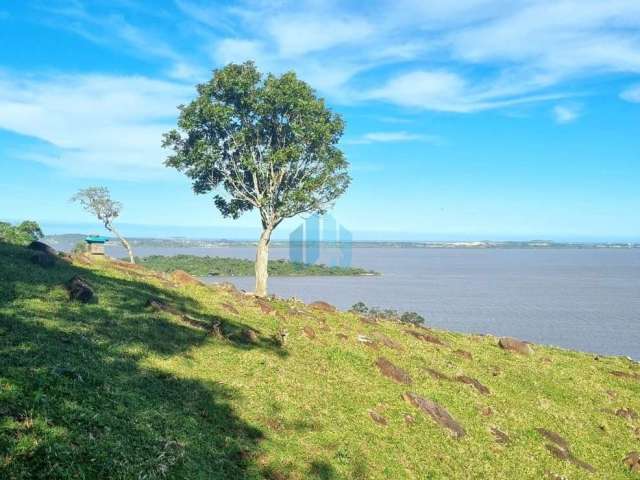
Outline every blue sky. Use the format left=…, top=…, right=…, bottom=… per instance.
left=1, top=0, right=639, bottom=241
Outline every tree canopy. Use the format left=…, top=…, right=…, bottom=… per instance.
left=0, top=220, right=44, bottom=246
left=162, top=61, right=351, bottom=230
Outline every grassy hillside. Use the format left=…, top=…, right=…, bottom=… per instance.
left=1, top=241, right=639, bottom=479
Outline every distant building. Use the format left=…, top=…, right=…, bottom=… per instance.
left=85, top=236, right=109, bottom=255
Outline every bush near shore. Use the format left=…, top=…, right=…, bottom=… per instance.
left=135, top=254, right=377, bottom=277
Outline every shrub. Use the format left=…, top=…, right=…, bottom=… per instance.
left=0, top=220, right=44, bottom=246
left=350, top=302, right=425, bottom=326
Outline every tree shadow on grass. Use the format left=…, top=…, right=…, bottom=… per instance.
left=0, top=242, right=283, bottom=478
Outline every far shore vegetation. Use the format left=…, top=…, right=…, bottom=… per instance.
left=135, top=254, right=377, bottom=277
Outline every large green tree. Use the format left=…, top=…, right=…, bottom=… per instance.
left=163, top=62, right=350, bottom=296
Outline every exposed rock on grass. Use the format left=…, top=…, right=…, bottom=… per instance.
left=537, top=428, right=595, bottom=473
left=498, top=337, right=534, bottom=355
left=303, top=326, right=316, bottom=339
left=146, top=297, right=214, bottom=333
left=242, top=329, right=259, bottom=344
left=376, top=335, right=404, bottom=351
left=490, top=426, right=509, bottom=444
left=405, top=329, right=444, bottom=346
left=31, top=251, right=56, bottom=268
left=28, top=240, right=58, bottom=256
left=368, top=411, right=387, bottom=426
left=624, top=451, right=640, bottom=473
left=481, top=406, right=494, bottom=417
left=309, top=301, right=336, bottom=312
left=357, top=334, right=379, bottom=349
left=611, top=370, right=640, bottom=381
left=402, top=392, right=465, bottom=439
left=453, top=349, right=473, bottom=360
left=65, top=275, right=94, bottom=303
left=456, top=375, right=490, bottom=395
left=171, top=269, right=204, bottom=286
left=255, top=297, right=275, bottom=315
left=615, top=407, right=638, bottom=420
left=222, top=302, right=240, bottom=315
left=536, top=429, right=570, bottom=451
left=425, top=368, right=451, bottom=381
left=359, top=316, right=377, bottom=325
left=375, top=357, right=412, bottom=385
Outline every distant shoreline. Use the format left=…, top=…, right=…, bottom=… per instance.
left=45, top=234, right=640, bottom=250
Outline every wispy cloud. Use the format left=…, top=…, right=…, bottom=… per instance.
left=0, top=72, right=191, bottom=179
left=35, top=1, right=205, bottom=81
left=620, top=84, right=640, bottom=103
left=33, top=0, right=640, bottom=112
left=346, top=131, right=441, bottom=145
left=553, top=104, right=581, bottom=124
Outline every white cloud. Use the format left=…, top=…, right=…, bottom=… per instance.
left=347, top=131, right=440, bottom=144
left=364, top=69, right=569, bottom=112
left=0, top=73, right=192, bottom=179
left=553, top=104, right=581, bottom=124
left=212, top=39, right=267, bottom=66
left=266, top=15, right=374, bottom=57
left=620, top=84, right=640, bottom=102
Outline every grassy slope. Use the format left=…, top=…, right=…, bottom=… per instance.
left=1, top=242, right=639, bottom=479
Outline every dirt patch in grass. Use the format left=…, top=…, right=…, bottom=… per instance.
left=375, top=357, right=412, bottom=385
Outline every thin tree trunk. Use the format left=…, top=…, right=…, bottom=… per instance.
left=109, top=226, right=135, bottom=264
left=255, top=226, right=272, bottom=297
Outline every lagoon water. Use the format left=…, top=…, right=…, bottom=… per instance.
left=72, top=242, right=640, bottom=359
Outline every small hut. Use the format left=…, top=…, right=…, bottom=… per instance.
left=85, top=236, right=109, bottom=255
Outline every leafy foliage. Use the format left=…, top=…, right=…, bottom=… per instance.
left=135, top=254, right=375, bottom=277
left=162, top=61, right=350, bottom=229
left=350, top=301, right=426, bottom=326
left=0, top=220, right=43, bottom=246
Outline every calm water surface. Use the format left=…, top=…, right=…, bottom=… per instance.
left=81, top=243, right=640, bottom=359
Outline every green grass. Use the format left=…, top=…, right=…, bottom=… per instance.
left=135, top=254, right=376, bottom=277
left=1, top=241, right=639, bottom=479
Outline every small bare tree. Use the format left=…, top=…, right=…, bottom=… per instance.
left=71, top=187, right=135, bottom=263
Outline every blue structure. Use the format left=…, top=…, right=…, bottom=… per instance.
left=85, top=235, right=109, bottom=255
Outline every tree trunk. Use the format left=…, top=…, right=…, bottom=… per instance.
left=109, top=226, right=135, bottom=264
left=255, top=227, right=272, bottom=297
